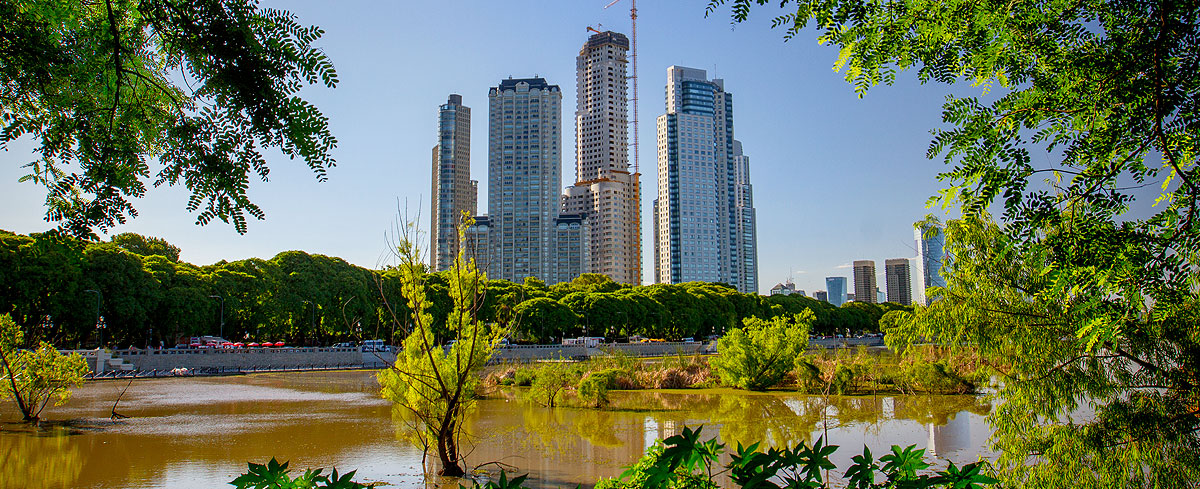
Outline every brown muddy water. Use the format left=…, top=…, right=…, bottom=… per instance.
left=4, top=370, right=994, bottom=489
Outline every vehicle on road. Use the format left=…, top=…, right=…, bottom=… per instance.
left=362, top=339, right=387, bottom=352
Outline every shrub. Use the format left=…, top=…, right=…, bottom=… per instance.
left=710, top=312, right=812, bottom=391
left=578, top=372, right=611, bottom=408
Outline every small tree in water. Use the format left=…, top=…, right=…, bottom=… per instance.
left=377, top=216, right=505, bottom=477
left=0, top=314, right=89, bottom=424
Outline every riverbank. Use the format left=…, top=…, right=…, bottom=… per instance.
left=484, top=345, right=987, bottom=407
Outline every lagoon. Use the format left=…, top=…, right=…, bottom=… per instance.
left=3, top=370, right=994, bottom=489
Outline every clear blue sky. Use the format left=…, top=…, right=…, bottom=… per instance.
left=0, top=0, right=971, bottom=295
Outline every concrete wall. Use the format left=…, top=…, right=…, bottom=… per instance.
left=604, top=342, right=711, bottom=357
left=493, top=345, right=588, bottom=362
left=102, top=347, right=362, bottom=371
left=808, top=337, right=885, bottom=349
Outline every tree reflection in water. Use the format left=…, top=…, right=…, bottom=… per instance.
left=0, top=424, right=83, bottom=488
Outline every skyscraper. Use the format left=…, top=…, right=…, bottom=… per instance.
left=885, top=258, right=913, bottom=305
left=654, top=66, right=756, bottom=292
left=430, top=94, right=477, bottom=271
left=914, top=222, right=947, bottom=305
left=825, top=276, right=848, bottom=306
left=732, top=140, right=758, bottom=294
left=853, top=260, right=878, bottom=304
left=562, top=31, right=641, bottom=285
left=814, top=290, right=828, bottom=302
left=486, top=77, right=586, bottom=284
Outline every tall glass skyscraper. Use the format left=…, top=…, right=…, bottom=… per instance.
left=430, top=94, right=477, bottom=271
left=825, top=276, right=848, bottom=306
left=654, top=66, right=757, bottom=292
left=914, top=222, right=947, bottom=305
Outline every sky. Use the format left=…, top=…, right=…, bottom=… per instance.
left=0, top=0, right=974, bottom=295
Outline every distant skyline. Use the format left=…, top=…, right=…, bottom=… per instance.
left=0, top=0, right=960, bottom=294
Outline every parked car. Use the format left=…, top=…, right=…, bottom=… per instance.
left=362, top=339, right=387, bottom=352
left=333, top=342, right=356, bottom=348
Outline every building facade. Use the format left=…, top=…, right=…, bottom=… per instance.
left=430, top=94, right=477, bottom=271
left=485, top=77, right=586, bottom=284
left=732, top=140, right=759, bottom=295
left=562, top=31, right=641, bottom=285
left=769, top=280, right=797, bottom=296
left=814, top=290, right=828, bottom=302
left=885, top=258, right=913, bottom=305
left=654, top=66, right=756, bottom=292
left=853, top=260, right=878, bottom=304
left=826, top=276, right=848, bottom=306
left=914, top=222, right=947, bottom=305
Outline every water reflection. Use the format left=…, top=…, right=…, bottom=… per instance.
left=3, top=371, right=992, bottom=489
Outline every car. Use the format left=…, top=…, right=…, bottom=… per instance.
left=362, top=339, right=387, bottom=352
left=333, top=342, right=356, bottom=348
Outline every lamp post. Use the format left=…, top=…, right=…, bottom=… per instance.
left=208, top=295, right=225, bottom=340
left=84, top=289, right=101, bottom=348
left=96, top=316, right=106, bottom=349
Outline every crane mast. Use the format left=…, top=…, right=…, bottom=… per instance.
left=605, top=0, right=642, bottom=284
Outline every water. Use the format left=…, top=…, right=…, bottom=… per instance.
left=4, top=370, right=993, bottom=488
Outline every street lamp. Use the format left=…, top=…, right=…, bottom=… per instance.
left=96, top=316, right=106, bottom=348
left=84, top=289, right=101, bottom=348
left=208, top=295, right=225, bottom=340
left=40, top=315, right=53, bottom=343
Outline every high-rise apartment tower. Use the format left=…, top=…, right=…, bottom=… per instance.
left=732, top=140, right=758, bottom=294
left=430, top=94, right=477, bottom=271
left=853, top=260, right=878, bottom=304
left=885, top=258, right=913, bottom=305
left=654, top=66, right=757, bottom=292
left=485, top=77, right=588, bottom=284
left=563, top=31, right=641, bottom=284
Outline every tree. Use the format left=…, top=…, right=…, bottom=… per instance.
left=109, top=233, right=181, bottom=262
left=712, top=0, right=1200, bottom=484
left=2, top=0, right=337, bottom=237
left=512, top=297, right=576, bottom=344
left=377, top=218, right=505, bottom=477
left=0, top=314, right=88, bottom=424
left=710, top=312, right=812, bottom=391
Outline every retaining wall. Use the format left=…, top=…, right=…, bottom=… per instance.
left=99, top=347, right=362, bottom=371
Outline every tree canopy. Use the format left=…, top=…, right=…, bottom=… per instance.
left=1, top=0, right=337, bottom=237
left=709, top=0, right=1200, bottom=485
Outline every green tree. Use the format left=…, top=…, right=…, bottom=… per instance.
left=512, top=297, right=576, bottom=344
left=710, top=312, right=812, bottom=391
left=2, top=0, right=337, bottom=236
left=0, top=314, right=88, bottom=424
left=376, top=219, right=505, bottom=477
left=109, top=233, right=180, bottom=261
left=712, top=0, right=1200, bottom=484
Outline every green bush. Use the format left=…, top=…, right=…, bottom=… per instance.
left=831, top=364, right=856, bottom=395
left=710, top=312, right=812, bottom=391
left=231, top=458, right=368, bottom=489
left=513, top=367, right=535, bottom=387
left=794, top=357, right=824, bottom=394
left=578, top=372, right=611, bottom=408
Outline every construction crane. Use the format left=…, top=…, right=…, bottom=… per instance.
left=604, top=0, right=639, bottom=176
left=604, top=0, right=642, bottom=285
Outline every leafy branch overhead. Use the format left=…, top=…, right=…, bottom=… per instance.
left=707, top=0, right=1200, bottom=485
left=1, top=0, right=338, bottom=237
